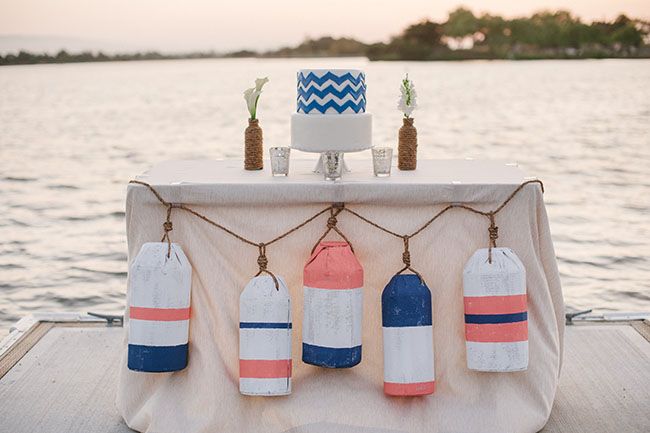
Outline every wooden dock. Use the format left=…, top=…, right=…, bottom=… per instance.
left=1, top=313, right=649, bottom=433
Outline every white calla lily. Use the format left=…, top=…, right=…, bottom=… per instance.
left=244, top=77, right=269, bottom=120
left=255, top=77, right=269, bottom=92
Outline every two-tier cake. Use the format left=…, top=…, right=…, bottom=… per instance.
left=291, top=69, right=372, bottom=153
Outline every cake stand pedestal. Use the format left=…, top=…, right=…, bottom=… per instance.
left=312, top=153, right=351, bottom=175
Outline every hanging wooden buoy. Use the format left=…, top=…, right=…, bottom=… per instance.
left=382, top=274, right=435, bottom=396
left=302, top=241, right=364, bottom=368
left=127, top=242, right=192, bottom=372
left=463, top=247, right=528, bottom=372
left=239, top=274, right=292, bottom=396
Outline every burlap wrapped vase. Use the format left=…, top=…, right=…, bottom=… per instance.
left=244, top=118, right=263, bottom=170
left=398, top=117, right=417, bottom=170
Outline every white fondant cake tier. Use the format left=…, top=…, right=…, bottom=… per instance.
left=291, top=113, right=372, bottom=153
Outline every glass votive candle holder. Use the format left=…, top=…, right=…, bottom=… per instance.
left=322, top=151, right=343, bottom=181
left=269, top=147, right=290, bottom=176
left=372, top=147, right=393, bottom=177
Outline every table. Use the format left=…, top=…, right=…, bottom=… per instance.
left=118, top=159, right=564, bottom=433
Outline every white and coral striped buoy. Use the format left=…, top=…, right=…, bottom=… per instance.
left=382, top=274, right=435, bottom=396
left=302, top=241, right=364, bottom=368
left=239, top=274, right=292, bottom=396
left=463, top=247, right=528, bottom=372
left=127, top=242, right=192, bottom=372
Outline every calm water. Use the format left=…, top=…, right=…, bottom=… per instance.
left=1, top=58, right=649, bottom=333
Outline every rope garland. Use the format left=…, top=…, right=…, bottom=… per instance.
left=128, top=179, right=544, bottom=277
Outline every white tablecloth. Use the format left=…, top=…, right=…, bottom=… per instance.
left=118, top=159, right=564, bottom=433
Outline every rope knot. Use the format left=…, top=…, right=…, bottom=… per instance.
left=327, top=216, right=338, bottom=228
left=402, top=250, right=411, bottom=267
left=402, top=235, right=411, bottom=266
left=488, top=225, right=498, bottom=241
left=163, top=221, right=173, bottom=232
left=257, top=243, right=268, bottom=271
left=257, top=254, right=268, bottom=270
left=488, top=212, right=498, bottom=244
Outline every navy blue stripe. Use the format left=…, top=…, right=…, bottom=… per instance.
left=302, top=343, right=361, bottom=369
left=382, top=274, right=432, bottom=327
left=239, top=322, right=292, bottom=329
left=128, top=343, right=188, bottom=372
left=464, top=312, right=528, bottom=324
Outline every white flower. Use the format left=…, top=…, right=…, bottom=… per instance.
left=255, top=77, right=269, bottom=92
left=244, top=77, right=269, bottom=119
left=397, top=74, right=417, bottom=118
left=244, top=87, right=259, bottom=118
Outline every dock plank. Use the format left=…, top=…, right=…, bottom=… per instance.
left=0, top=322, right=648, bottom=432
left=0, top=326, right=132, bottom=433
left=542, top=325, right=650, bottom=432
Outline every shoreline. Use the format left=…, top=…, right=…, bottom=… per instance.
left=2, top=53, right=650, bottom=67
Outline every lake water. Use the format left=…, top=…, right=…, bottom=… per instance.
left=1, top=58, right=649, bottom=333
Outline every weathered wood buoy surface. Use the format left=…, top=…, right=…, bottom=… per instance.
left=127, top=242, right=192, bottom=373
left=302, top=241, right=364, bottom=368
left=463, top=247, right=528, bottom=372
left=382, top=274, right=435, bottom=396
left=239, top=274, right=292, bottom=396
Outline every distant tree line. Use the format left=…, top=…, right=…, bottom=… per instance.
left=366, top=8, right=650, bottom=60
left=0, top=50, right=219, bottom=66
left=2, top=8, right=649, bottom=66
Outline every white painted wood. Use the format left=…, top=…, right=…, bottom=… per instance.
left=127, top=242, right=192, bottom=372
left=128, top=319, right=189, bottom=347
left=239, top=275, right=292, bottom=396
left=466, top=341, right=529, bottom=372
left=302, top=286, right=363, bottom=348
left=238, top=378, right=291, bottom=395
left=239, top=275, right=291, bottom=324
left=128, top=242, right=192, bottom=309
left=463, top=247, right=528, bottom=372
left=382, top=326, right=434, bottom=383
left=239, top=329, right=291, bottom=360
left=463, top=248, right=526, bottom=297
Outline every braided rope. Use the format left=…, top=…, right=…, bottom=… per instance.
left=129, top=178, right=544, bottom=281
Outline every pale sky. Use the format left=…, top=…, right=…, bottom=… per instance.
left=1, top=0, right=649, bottom=53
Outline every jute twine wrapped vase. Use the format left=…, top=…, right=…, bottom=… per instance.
left=398, top=117, right=417, bottom=170
left=244, top=118, right=263, bottom=170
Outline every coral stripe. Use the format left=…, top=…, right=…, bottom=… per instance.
left=239, top=359, right=292, bottom=379
left=129, top=306, right=190, bottom=321
left=384, top=381, right=435, bottom=396
left=464, top=294, right=527, bottom=315
left=465, top=321, right=528, bottom=342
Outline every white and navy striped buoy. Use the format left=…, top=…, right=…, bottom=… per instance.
left=127, top=242, right=192, bottom=372
left=239, top=274, right=292, bottom=396
left=382, top=274, right=435, bottom=396
left=463, top=247, right=528, bottom=372
left=302, top=241, right=363, bottom=368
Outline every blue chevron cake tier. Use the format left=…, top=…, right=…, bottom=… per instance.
left=292, top=69, right=372, bottom=153
left=297, top=69, right=366, bottom=114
